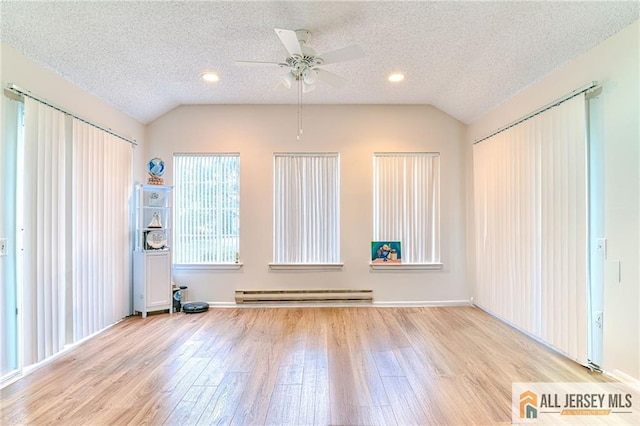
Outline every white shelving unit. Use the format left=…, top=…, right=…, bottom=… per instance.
left=133, top=184, right=173, bottom=318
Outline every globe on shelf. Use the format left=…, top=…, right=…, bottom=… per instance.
left=147, top=157, right=165, bottom=185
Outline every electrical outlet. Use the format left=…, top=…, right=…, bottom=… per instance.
left=0, top=238, right=6, bottom=256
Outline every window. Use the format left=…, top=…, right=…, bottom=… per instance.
left=173, top=154, right=240, bottom=265
left=273, top=153, right=340, bottom=265
left=373, top=153, right=440, bottom=265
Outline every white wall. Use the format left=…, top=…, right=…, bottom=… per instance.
left=146, top=104, right=469, bottom=305
left=466, top=21, right=640, bottom=380
left=0, top=44, right=147, bottom=182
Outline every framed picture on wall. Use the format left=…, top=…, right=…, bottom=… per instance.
left=371, top=241, right=402, bottom=263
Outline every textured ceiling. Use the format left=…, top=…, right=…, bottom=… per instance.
left=1, top=1, right=638, bottom=124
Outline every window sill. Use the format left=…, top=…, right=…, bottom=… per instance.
left=369, top=263, right=443, bottom=271
left=173, top=263, right=243, bottom=271
left=269, top=263, right=344, bottom=271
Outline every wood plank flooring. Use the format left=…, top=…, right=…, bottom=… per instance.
left=0, top=306, right=611, bottom=425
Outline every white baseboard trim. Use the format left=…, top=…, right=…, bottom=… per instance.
left=373, top=300, right=471, bottom=307
left=608, top=369, right=640, bottom=391
left=473, top=302, right=591, bottom=367
left=0, top=370, right=22, bottom=389
left=0, top=318, right=124, bottom=390
left=206, top=302, right=237, bottom=308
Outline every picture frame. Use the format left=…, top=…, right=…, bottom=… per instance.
left=371, top=241, right=402, bottom=263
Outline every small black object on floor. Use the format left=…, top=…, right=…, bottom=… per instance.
left=183, top=302, right=209, bottom=313
left=173, top=285, right=188, bottom=312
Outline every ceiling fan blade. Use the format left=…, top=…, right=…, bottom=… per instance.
left=275, top=28, right=302, bottom=57
left=315, top=69, right=347, bottom=88
left=316, top=44, right=365, bottom=66
left=273, top=81, right=288, bottom=92
left=235, top=60, right=287, bottom=67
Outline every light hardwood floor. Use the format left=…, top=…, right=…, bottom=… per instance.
left=1, top=306, right=610, bottom=425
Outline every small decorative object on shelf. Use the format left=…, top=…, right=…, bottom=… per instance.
left=145, top=230, right=167, bottom=250
left=147, top=157, right=165, bottom=185
left=148, top=211, right=163, bottom=228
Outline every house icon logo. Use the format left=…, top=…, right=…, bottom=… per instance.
left=520, top=390, right=538, bottom=419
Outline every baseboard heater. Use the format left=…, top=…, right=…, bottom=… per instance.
left=235, top=289, right=373, bottom=304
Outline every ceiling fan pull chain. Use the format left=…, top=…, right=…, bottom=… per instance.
left=297, top=77, right=303, bottom=140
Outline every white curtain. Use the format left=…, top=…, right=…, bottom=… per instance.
left=273, top=153, right=340, bottom=264
left=373, top=153, right=440, bottom=263
left=72, top=119, right=132, bottom=341
left=473, top=94, right=588, bottom=363
left=22, top=98, right=67, bottom=365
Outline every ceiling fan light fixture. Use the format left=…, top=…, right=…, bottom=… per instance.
left=388, top=73, right=405, bottom=83
left=302, top=68, right=317, bottom=85
left=281, top=72, right=295, bottom=89
left=201, top=72, right=220, bottom=82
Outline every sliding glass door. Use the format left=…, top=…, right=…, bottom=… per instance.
left=587, top=92, right=604, bottom=369
left=0, top=97, right=22, bottom=383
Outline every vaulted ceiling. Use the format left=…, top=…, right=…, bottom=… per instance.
left=1, top=1, right=637, bottom=124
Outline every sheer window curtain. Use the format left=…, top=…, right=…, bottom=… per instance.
left=72, top=119, right=132, bottom=340
left=21, top=98, right=67, bottom=365
left=473, top=94, right=588, bottom=363
left=273, top=154, right=340, bottom=264
left=373, top=154, right=440, bottom=264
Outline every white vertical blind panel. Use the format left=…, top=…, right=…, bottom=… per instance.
left=173, top=154, right=240, bottom=264
left=22, top=99, right=67, bottom=365
left=473, top=94, right=587, bottom=364
left=273, top=154, right=340, bottom=264
left=72, top=119, right=131, bottom=341
left=373, top=153, right=440, bottom=263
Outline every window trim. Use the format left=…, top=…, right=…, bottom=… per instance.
left=272, top=152, right=341, bottom=265
left=172, top=153, right=240, bottom=266
left=372, top=152, right=441, bottom=265
left=369, top=263, right=443, bottom=271
left=173, top=263, right=243, bottom=271
left=268, top=263, right=344, bottom=271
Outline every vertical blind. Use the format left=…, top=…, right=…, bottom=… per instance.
left=473, top=94, right=588, bottom=363
left=273, top=153, right=340, bottom=264
left=20, top=98, right=132, bottom=367
left=22, top=98, right=67, bottom=365
left=373, top=153, right=440, bottom=264
left=72, top=119, right=132, bottom=340
left=173, top=154, right=240, bottom=264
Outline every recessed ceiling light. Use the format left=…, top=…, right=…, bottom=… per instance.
left=201, top=72, right=219, bottom=82
left=388, top=73, right=405, bottom=83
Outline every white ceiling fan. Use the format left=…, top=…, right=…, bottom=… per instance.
left=236, top=28, right=365, bottom=93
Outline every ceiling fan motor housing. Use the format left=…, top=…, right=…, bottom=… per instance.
left=282, top=29, right=319, bottom=79
left=286, top=55, right=320, bottom=78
